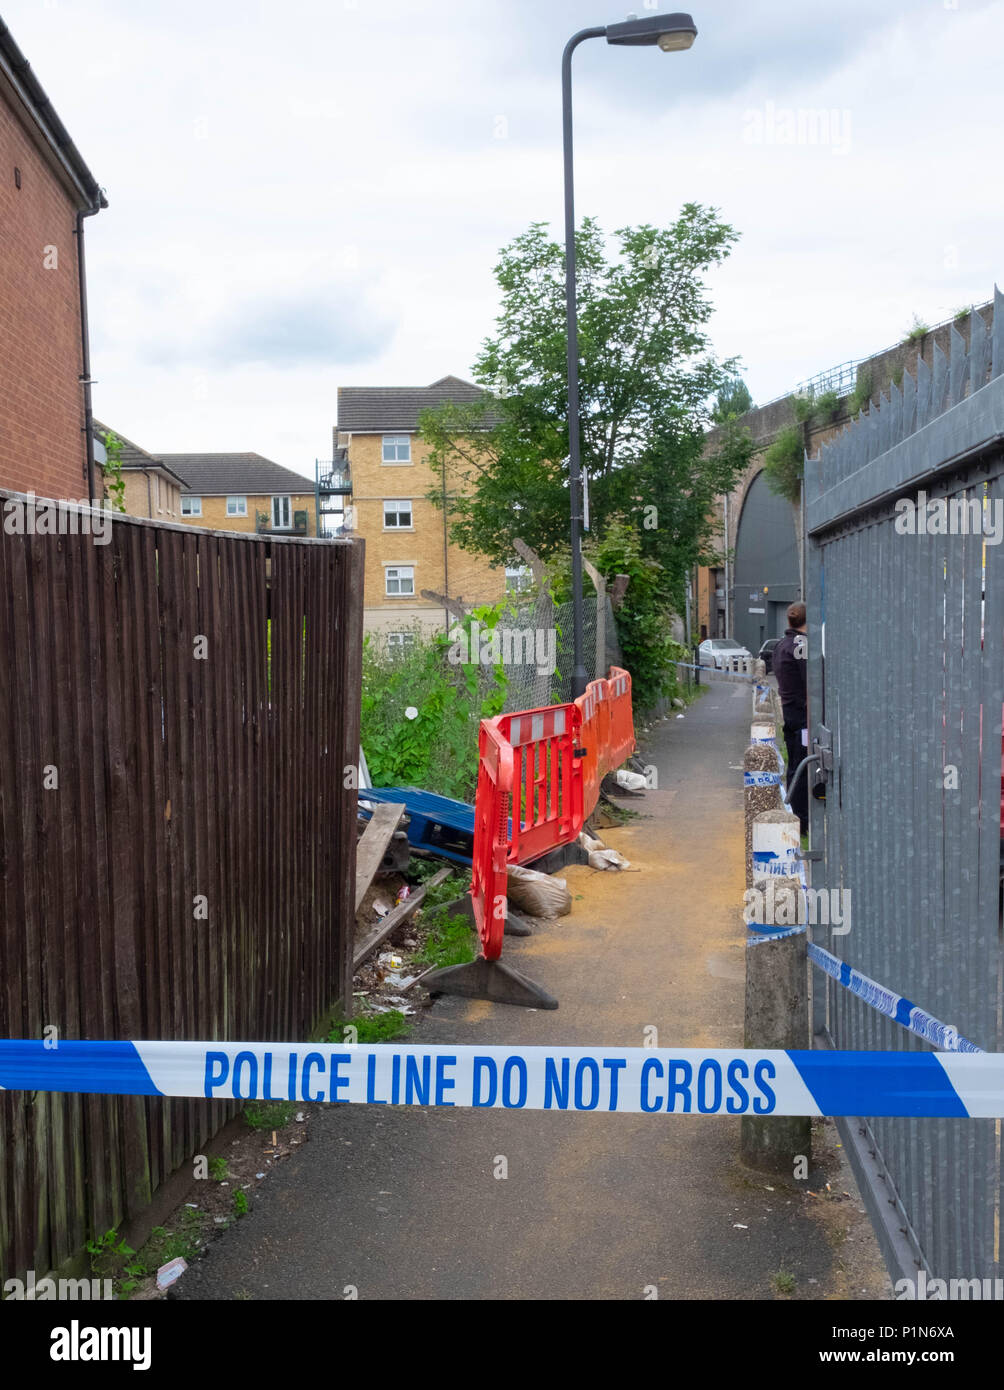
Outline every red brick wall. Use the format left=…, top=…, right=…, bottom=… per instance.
left=0, top=96, right=88, bottom=500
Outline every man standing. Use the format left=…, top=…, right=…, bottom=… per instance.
left=773, top=601, right=808, bottom=836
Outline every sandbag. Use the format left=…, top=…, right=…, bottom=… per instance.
left=506, top=863, right=572, bottom=917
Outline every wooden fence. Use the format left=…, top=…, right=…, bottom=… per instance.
left=0, top=495, right=364, bottom=1282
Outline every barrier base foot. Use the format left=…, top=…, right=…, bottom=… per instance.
left=444, top=895, right=533, bottom=937
left=421, top=956, right=558, bottom=1009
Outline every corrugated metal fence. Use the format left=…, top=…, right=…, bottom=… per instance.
left=806, top=292, right=1004, bottom=1284
left=0, top=499, right=363, bottom=1283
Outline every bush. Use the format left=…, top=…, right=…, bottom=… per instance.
left=361, top=613, right=508, bottom=802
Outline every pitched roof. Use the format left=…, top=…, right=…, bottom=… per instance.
left=0, top=19, right=106, bottom=211
left=156, top=452, right=314, bottom=496
left=92, top=421, right=188, bottom=487
left=336, top=375, right=489, bottom=432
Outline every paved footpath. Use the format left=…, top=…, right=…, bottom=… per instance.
left=178, top=682, right=888, bottom=1301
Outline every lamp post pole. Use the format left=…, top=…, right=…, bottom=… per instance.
left=562, top=28, right=605, bottom=700
left=560, top=14, right=697, bottom=701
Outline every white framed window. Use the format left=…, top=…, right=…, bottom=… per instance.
left=382, top=435, right=411, bottom=464
left=272, top=496, right=291, bottom=529
left=181, top=497, right=202, bottom=516
left=383, top=499, right=413, bottom=529
left=385, top=565, right=414, bottom=596
left=387, top=631, right=416, bottom=652
left=506, top=565, right=532, bottom=594
left=226, top=496, right=248, bottom=517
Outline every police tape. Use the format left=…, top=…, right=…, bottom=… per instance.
left=0, top=1039, right=1001, bottom=1117
left=806, top=942, right=982, bottom=1054
left=673, top=661, right=759, bottom=681
left=744, top=771, right=782, bottom=786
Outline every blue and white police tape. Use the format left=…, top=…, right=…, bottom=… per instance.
left=806, top=942, right=982, bottom=1054
left=0, top=1040, right=1001, bottom=1116
left=744, top=770, right=782, bottom=787
left=673, top=660, right=759, bottom=681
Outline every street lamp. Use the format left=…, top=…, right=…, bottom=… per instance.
left=562, top=12, right=697, bottom=698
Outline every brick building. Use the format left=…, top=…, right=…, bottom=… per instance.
left=92, top=422, right=187, bottom=520
left=0, top=21, right=105, bottom=500
left=332, top=376, right=508, bottom=641
left=165, top=452, right=318, bottom=535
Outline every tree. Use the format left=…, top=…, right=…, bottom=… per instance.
left=419, top=207, right=748, bottom=596
left=712, top=376, right=753, bottom=422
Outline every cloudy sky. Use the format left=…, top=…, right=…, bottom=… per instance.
left=6, top=0, right=1003, bottom=480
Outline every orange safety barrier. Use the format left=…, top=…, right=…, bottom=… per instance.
left=469, top=670, right=635, bottom=963
left=605, top=666, right=636, bottom=778
left=470, top=703, right=583, bottom=960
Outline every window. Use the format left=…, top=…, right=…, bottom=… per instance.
left=387, top=631, right=416, bottom=653
left=506, top=565, right=532, bottom=594
left=272, top=496, right=291, bottom=529
left=383, top=499, right=413, bottom=529
left=382, top=435, right=411, bottom=464
left=226, top=496, right=248, bottom=517
left=385, top=566, right=414, bottom=596
left=181, top=497, right=202, bottom=516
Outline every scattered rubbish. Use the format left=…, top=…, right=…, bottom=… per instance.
left=157, top=1258, right=187, bottom=1289
left=578, top=831, right=606, bottom=853
left=256, top=1171, right=266, bottom=1179
left=373, top=898, right=391, bottom=918
left=214, top=1216, right=228, bottom=1226
left=733, top=1224, right=748, bottom=1230
left=614, top=769, right=647, bottom=792
left=676, top=714, right=685, bottom=720
left=588, top=848, right=631, bottom=871
left=394, top=885, right=411, bottom=906
left=404, top=706, right=419, bottom=720
left=672, top=698, right=685, bottom=709
left=295, top=1112, right=305, bottom=1122
left=184, top=1203, right=198, bottom=1209
left=507, top=863, right=572, bottom=917
left=764, top=1186, right=774, bottom=1191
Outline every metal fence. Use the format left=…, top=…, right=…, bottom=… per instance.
left=0, top=499, right=363, bottom=1284
left=805, top=291, right=1004, bottom=1285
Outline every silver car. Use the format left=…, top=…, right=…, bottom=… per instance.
left=699, top=637, right=753, bottom=671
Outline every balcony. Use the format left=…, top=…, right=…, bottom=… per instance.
left=256, top=509, right=308, bottom=536
left=317, top=464, right=352, bottom=495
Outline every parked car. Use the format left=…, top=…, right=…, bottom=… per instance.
left=698, top=637, right=753, bottom=671
left=758, top=637, right=781, bottom=674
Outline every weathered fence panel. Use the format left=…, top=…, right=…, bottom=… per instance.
left=0, top=500, right=363, bottom=1283
left=805, top=293, right=1004, bottom=1286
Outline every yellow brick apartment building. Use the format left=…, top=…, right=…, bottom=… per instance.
left=333, top=376, right=515, bottom=642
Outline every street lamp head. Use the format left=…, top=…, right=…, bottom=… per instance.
left=605, top=12, right=697, bottom=50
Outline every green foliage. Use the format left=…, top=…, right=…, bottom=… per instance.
left=243, top=1100, right=298, bottom=1131
left=330, top=1009, right=410, bottom=1044
left=233, top=1190, right=250, bottom=1217
left=100, top=430, right=127, bottom=514
left=772, top=1270, right=796, bottom=1295
left=361, top=609, right=511, bottom=802
left=904, top=314, right=929, bottom=344
left=762, top=424, right=805, bottom=504
left=848, top=369, right=873, bottom=417
left=418, top=207, right=743, bottom=577
left=86, top=1227, right=147, bottom=1298
left=208, top=1156, right=228, bottom=1180
left=589, top=521, right=678, bottom=711
left=712, top=377, right=753, bottom=422
left=414, top=909, right=477, bottom=969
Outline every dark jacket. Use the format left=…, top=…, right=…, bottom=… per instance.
left=773, top=626, right=807, bottom=728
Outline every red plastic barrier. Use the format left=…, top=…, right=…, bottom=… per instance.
left=469, top=669, right=634, bottom=960
left=470, top=703, right=582, bottom=960
left=605, top=666, right=636, bottom=776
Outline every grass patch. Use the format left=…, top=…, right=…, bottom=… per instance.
left=329, top=1008, right=410, bottom=1044
left=208, top=1156, right=228, bottom=1180
left=414, top=908, right=476, bottom=969
left=772, top=1270, right=796, bottom=1295
left=243, top=1100, right=298, bottom=1131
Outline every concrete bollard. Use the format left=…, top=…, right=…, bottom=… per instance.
left=743, top=745, right=783, bottom=889
left=741, top=871, right=811, bottom=1171
left=752, top=808, right=801, bottom=880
